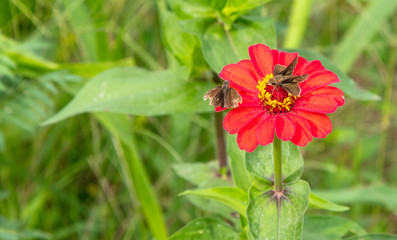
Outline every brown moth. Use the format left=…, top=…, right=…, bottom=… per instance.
left=268, top=56, right=309, bottom=96
left=204, top=80, right=242, bottom=108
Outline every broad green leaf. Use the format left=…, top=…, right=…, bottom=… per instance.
left=221, top=0, right=271, bottom=27
left=245, top=142, right=303, bottom=189
left=309, top=192, right=349, bottom=212
left=288, top=49, right=380, bottom=101
left=222, top=0, right=271, bottom=17
left=314, top=184, right=397, bottom=212
left=303, top=215, right=366, bottom=240
left=167, top=0, right=219, bottom=19
left=247, top=180, right=310, bottom=240
left=227, top=134, right=250, bottom=192
left=161, top=11, right=196, bottom=69
left=169, top=218, right=239, bottom=240
left=188, top=0, right=228, bottom=12
left=179, top=17, right=216, bottom=36
left=332, top=0, right=397, bottom=72
left=173, top=162, right=218, bottom=186
left=61, top=58, right=135, bottom=78
left=174, top=162, right=237, bottom=220
left=180, top=187, right=248, bottom=217
left=345, top=234, right=397, bottom=240
left=96, top=113, right=167, bottom=240
left=201, top=16, right=276, bottom=73
left=42, top=67, right=215, bottom=125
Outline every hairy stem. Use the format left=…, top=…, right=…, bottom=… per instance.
left=273, top=136, right=283, bottom=192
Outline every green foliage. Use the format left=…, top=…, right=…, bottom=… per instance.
left=245, top=144, right=310, bottom=239
left=245, top=142, right=304, bottom=188
left=314, top=184, right=397, bottom=212
left=169, top=218, right=239, bottom=240
left=42, top=68, right=214, bottom=125
left=303, top=215, right=366, bottom=240
left=247, top=181, right=310, bottom=240
left=309, top=192, right=349, bottom=212
left=1, top=0, right=397, bottom=239
left=180, top=187, right=248, bottom=217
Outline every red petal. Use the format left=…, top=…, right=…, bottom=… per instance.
left=303, top=86, right=345, bottom=106
left=278, top=51, right=298, bottom=68
left=219, top=64, right=259, bottom=93
left=294, top=60, right=325, bottom=76
left=238, top=90, right=262, bottom=107
left=294, top=95, right=338, bottom=113
left=215, top=106, right=226, bottom=112
left=223, top=107, right=264, bottom=134
left=289, top=116, right=312, bottom=146
left=256, top=115, right=276, bottom=146
left=237, top=60, right=261, bottom=82
left=275, top=114, right=296, bottom=141
left=300, top=70, right=340, bottom=95
left=237, top=114, right=265, bottom=152
left=294, top=56, right=310, bottom=75
left=248, top=44, right=274, bottom=77
left=291, top=110, right=332, bottom=138
left=271, top=49, right=280, bottom=65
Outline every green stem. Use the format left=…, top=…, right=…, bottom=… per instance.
left=273, top=136, right=283, bottom=192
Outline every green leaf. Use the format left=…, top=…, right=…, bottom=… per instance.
left=288, top=48, right=380, bottom=101
left=95, top=113, right=168, bottom=240
left=180, top=187, right=248, bottom=217
left=245, top=142, right=304, bottom=189
left=169, top=218, right=239, bottom=240
left=309, top=192, right=349, bottom=212
left=173, top=162, right=237, bottom=219
left=61, top=58, right=135, bottom=78
left=345, top=234, right=397, bottom=240
left=173, top=162, right=219, bottom=186
left=42, top=67, right=215, bottom=125
left=314, top=184, right=397, bottom=212
left=247, top=180, right=310, bottom=240
left=332, top=0, right=397, bottom=72
left=201, top=16, right=276, bottom=73
left=167, top=0, right=219, bottom=19
left=303, top=215, right=366, bottom=240
left=161, top=11, right=196, bottom=69
left=222, top=0, right=271, bottom=20
left=227, top=134, right=250, bottom=192
left=179, top=17, right=216, bottom=36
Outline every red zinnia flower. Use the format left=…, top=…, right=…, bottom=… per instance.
left=218, top=44, right=344, bottom=152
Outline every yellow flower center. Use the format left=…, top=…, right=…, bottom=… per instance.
left=256, top=73, right=297, bottom=113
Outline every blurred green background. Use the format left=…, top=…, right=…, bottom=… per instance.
left=0, top=0, right=396, bottom=239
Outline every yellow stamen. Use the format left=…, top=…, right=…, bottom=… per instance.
left=256, top=73, right=297, bottom=113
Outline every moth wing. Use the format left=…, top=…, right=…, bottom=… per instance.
left=283, top=74, right=308, bottom=84
left=284, top=56, right=299, bottom=75
left=273, top=64, right=286, bottom=76
left=225, top=88, right=242, bottom=108
left=282, top=83, right=301, bottom=96
left=204, top=86, right=222, bottom=100
left=209, top=90, right=224, bottom=107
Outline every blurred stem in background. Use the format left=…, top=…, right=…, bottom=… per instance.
left=283, top=0, right=313, bottom=49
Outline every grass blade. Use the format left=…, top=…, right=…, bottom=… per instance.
left=95, top=112, right=168, bottom=240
